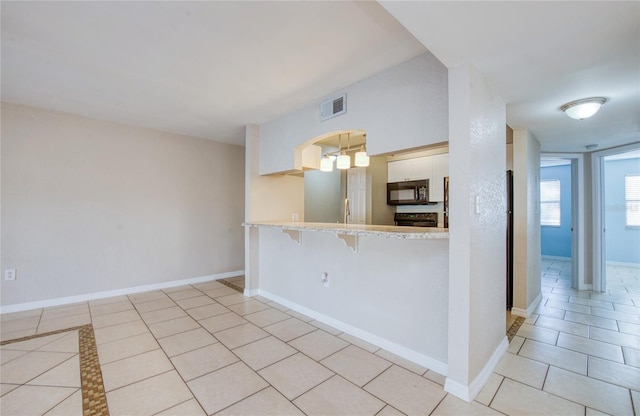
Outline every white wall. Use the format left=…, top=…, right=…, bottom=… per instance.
left=512, top=129, right=542, bottom=314
left=446, top=64, right=506, bottom=400
left=1, top=103, right=245, bottom=307
left=259, top=53, right=449, bottom=175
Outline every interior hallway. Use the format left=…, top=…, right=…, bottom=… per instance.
left=1, top=259, right=638, bottom=415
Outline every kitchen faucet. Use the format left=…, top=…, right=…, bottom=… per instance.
left=344, top=197, right=350, bottom=225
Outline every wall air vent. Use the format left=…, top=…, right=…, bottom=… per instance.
left=320, top=93, right=346, bottom=121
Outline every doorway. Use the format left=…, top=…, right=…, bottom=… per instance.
left=593, top=145, right=640, bottom=292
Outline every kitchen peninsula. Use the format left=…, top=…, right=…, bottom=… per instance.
left=244, top=220, right=450, bottom=374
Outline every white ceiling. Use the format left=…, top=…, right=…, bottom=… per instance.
left=2, top=1, right=639, bottom=152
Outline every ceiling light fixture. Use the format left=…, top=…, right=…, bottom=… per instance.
left=560, top=97, right=607, bottom=120
left=320, top=155, right=334, bottom=172
left=336, top=133, right=351, bottom=169
left=355, top=145, right=370, bottom=167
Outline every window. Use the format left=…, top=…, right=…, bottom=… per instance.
left=626, top=174, right=640, bottom=227
left=540, top=179, right=561, bottom=226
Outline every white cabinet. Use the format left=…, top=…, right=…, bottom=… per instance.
left=387, top=153, right=449, bottom=202
left=429, top=153, right=449, bottom=202
left=387, top=157, right=429, bottom=182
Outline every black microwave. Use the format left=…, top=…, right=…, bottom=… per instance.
left=387, top=179, right=429, bottom=205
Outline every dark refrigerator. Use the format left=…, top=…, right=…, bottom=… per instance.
left=506, top=170, right=514, bottom=310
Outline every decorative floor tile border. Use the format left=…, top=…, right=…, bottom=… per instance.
left=1, top=325, right=109, bottom=416
left=506, top=316, right=525, bottom=342
left=218, top=278, right=244, bottom=293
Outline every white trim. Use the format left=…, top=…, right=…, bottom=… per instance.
left=444, top=336, right=508, bottom=402
left=541, top=255, right=571, bottom=261
left=0, top=270, right=244, bottom=314
left=256, top=289, right=448, bottom=375
left=511, top=292, right=542, bottom=318
left=606, top=261, right=640, bottom=268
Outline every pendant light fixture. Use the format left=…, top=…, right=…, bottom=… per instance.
left=561, top=97, right=607, bottom=120
left=320, top=154, right=333, bottom=172
left=355, top=145, right=370, bottom=167
left=336, top=133, right=351, bottom=169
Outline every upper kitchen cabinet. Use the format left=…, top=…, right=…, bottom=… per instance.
left=428, top=153, right=449, bottom=202
left=387, top=157, right=429, bottom=182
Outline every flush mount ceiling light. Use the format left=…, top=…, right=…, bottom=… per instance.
left=560, top=97, right=607, bottom=120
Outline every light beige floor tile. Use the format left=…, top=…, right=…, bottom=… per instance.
left=216, top=293, right=251, bottom=306
left=214, top=323, right=269, bottom=349
left=376, top=405, right=405, bottom=416
left=94, top=320, right=149, bottom=345
left=134, top=297, right=176, bottom=313
left=186, top=303, right=230, bottom=320
left=166, top=288, right=203, bottom=301
left=155, top=398, right=206, bottom=416
left=294, top=375, right=385, bottom=416
left=88, top=295, right=130, bottom=307
left=518, top=339, right=587, bottom=374
left=97, top=332, right=159, bottom=364
left=491, top=378, right=584, bottom=415
left=40, top=304, right=88, bottom=321
left=309, top=320, right=342, bottom=336
left=245, top=308, right=291, bottom=327
left=569, top=296, right=615, bottom=310
left=0, top=317, right=40, bottom=334
left=140, top=306, right=187, bottom=325
left=544, top=299, right=590, bottom=314
left=91, top=309, right=141, bottom=329
left=0, top=385, right=77, bottom=416
left=623, top=346, right=640, bottom=368
left=524, top=313, right=539, bottom=325
left=563, top=311, right=618, bottom=331
left=613, top=303, right=640, bottom=314
left=1, top=383, right=21, bottom=396
left=202, top=286, right=239, bottom=298
left=515, top=323, right=559, bottom=345
left=174, top=295, right=215, bottom=310
left=364, top=365, right=446, bottom=416
left=259, top=353, right=334, bottom=400
left=102, top=349, right=173, bottom=391
left=171, top=343, right=238, bottom=381
left=507, top=336, right=525, bottom=354
left=149, top=316, right=200, bottom=339
left=432, top=393, right=503, bottom=415
left=588, top=356, right=640, bottom=391
left=590, top=307, right=640, bottom=324
left=216, top=387, right=304, bottom=416
left=585, top=407, right=611, bottom=416
left=266, top=301, right=290, bottom=312
left=89, top=300, right=133, bottom=317
left=493, top=352, right=548, bottom=389
left=0, top=350, right=75, bottom=384
left=193, top=281, right=227, bottom=292
left=321, top=345, right=392, bottom=387
left=556, top=332, right=624, bottom=363
left=37, top=331, right=79, bottom=353
left=188, top=362, right=268, bottom=415
left=264, top=318, right=316, bottom=342
left=338, top=333, right=380, bottom=353
left=0, top=349, right=28, bottom=365
left=286, top=310, right=314, bottom=322
left=43, top=388, right=82, bottom=416
left=423, top=369, right=446, bottom=386
left=227, top=300, right=271, bottom=316
left=544, top=366, right=633, bottom=415
left=0, top=332, right=66, bottom=351
left=289, top=330, right=349, bottom=361
left=106, top=370, right=193, bottom=416
left=233, top=336, right=297, bottom=371
left=163, top=284, right=195, bottom=294
left=375, top=349, right=427, bottom=375
left=543, top=292, right=570, bottom=302
left=535, top=315, right=589, bottom=337
left=0, top=328, right=37, bottom=342
left=0, top=309, right=41, bottom=322
left=632, top=390, right=640, bottom=416
left=157, top=328, right=217, bottom=357
left=37, top=314, right=90, bottom=333
left=590, top=327, right=640, bottom=349
left=474, top=373, right=504, bottom=406
left=199, top=312, right=247, bottom=334
left=128, top=290, right=169, bottom=304
left=618, top=321, right=640, bottom=336
left=28, top=355, right=80, bottom=388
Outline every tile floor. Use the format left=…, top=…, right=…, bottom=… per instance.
left=1, top=259, right=639, bottom=415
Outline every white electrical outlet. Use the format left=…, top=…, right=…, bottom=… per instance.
left=321, top=272, right=329, bottom=288
left=4, top=269, right=16, bottom=281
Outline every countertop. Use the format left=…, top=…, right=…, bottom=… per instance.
left=243, top=221, right=449, bottom=239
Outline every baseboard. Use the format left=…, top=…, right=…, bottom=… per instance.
left=541, top=255, right=571, bottom=261
left=511, top=292, right=542, bottom=318
left=606, top=261, right=640, bottom=268
left=444, top=336, right=508, bottom=402
left=256, top=289, right=448, bottom=375
left=0, top=270, right=244, bottom=314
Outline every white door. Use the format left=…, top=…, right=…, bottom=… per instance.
left=348, top=167, right=367, bottom=224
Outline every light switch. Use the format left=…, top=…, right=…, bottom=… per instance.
left=475, top=195, right=480, bottom=214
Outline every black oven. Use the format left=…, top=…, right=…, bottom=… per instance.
left=394, top=212, right=438, bottom=227
left=387, top=180, right=429, bottom=205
